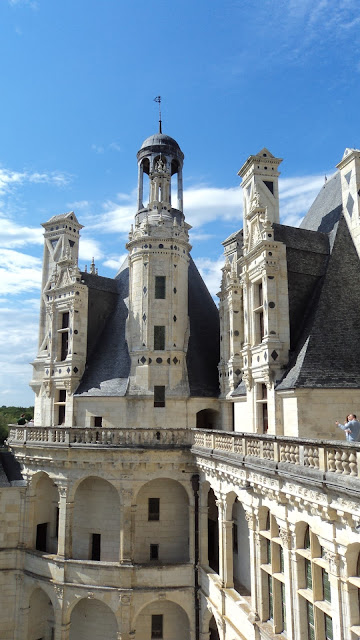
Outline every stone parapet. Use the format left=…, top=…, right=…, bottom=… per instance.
left=192, top=428, right=360, bottom=485
left=7, top=426, right=192, bottom=449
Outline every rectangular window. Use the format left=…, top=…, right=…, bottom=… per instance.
left=325, top=614, right=333, bottom=640
left=36, top=522, right=48, bottom=552
left=322, top=568, right=331, bottom=602
left=305, top=558, right=312, bottom=589
left=94, top=416, right=103, bottom=427
left=306, top=601, right=315, bottom=640
left=155, top=276, right=166, bottom=299
left=254, top=281, right=265, bottom=344
left=154, top=386, right=165, bottom=408
left=148, top=498, right=160, bottom=521
left=55, top=507, right=59, bottom=539
left=280, top=582, right=286, bottom=631
left=151, top=614, right=163, bottom=639
left=61, top=332, right=69, bottom=361
left=268, top=574, right=273, bottom=620
left=91, top=533, right=101, bottom=561
left=62, top=312, right=69, bottom=329
left=280, top=546, right=284, bottom=573
left=150, top=544, right=159, bottom=560
left=154, top=325, right=165, bottom=350
left=266, top=539, right=272, bottom=564
left=257, top=384, right=268, bottom=434
left=233, top=523, right=238, bottom=554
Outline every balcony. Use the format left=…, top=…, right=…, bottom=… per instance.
left=192, top=429, right=360, bottom=489
left=7, top=426, right=192, bottom=449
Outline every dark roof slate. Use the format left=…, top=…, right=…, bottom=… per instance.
left=76, top=256, right=220, bottom=398
left=0, top=451, right=25, bottom=486
left=277, top=214, right=360, bottom=389
left=300, top=172, right=342, bottom=234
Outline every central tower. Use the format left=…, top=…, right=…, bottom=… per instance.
left=126, top=132, right=192, bottom=400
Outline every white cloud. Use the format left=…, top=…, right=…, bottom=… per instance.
left=8, top=0, right=38, bottom=8
left=0, top=249, right=42, bottom=295
left=0, top=216, right=43, bottom=248
left=78, top=236, right=104, bottom=263
left=91, top=144, right=105, bottom=154
left=103, top=253, right=128, bottom=271
left=195, top=256, right=224, bottom=299
left=0, top=167, right=70, bottom=196
left=109, top=142, right=122, bottom=152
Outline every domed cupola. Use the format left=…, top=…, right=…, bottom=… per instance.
left=136, top=130, right=185, bottom=226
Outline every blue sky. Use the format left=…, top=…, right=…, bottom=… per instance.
left=1, top=0, right=360, bottom=406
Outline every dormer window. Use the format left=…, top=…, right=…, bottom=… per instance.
left=58, top=312, right=70, bottom=361
left=254, top=281, right=265, bottom=344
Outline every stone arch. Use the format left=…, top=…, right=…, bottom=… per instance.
left=196, top=408, right=220, bottom=429
left=31, top=471, right=59, bottom=553
left=346, top=542, right=360, bottom=576
left=294, top=520, right=311, bottom=549
left=27, top=586, right=55, bottom=640
left=232, top=498, right=251, bottom=595
left=134, top=599, right=190, bottom=640
left=69, top=598, right=118, bottom=640
left=134, top=477, right=189, bottom=563
left=72, top=476, right=120, bottom=561
left=209, top=615, right=221, bottom=640
left=258, top=505, right=270, bottom=531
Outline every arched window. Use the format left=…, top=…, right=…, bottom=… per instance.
left=259, top=513, right=286, bottom=633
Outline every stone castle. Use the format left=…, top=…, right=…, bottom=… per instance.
left=1, top=130, right=360, bottom=640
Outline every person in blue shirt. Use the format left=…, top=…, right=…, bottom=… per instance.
left=335, top=414, right=360, bottom=442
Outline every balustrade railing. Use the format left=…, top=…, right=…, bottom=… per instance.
left=7, top=425, right=360, bottom=480
left=192, top=429, right=360, bottom=480
left=7, top=426, right=192, bottom=448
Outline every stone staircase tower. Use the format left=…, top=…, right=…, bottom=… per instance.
left=126, top=132, right=192, bottom=401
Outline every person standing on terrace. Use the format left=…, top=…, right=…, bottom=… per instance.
left=335, top=414, right=360, bottom=442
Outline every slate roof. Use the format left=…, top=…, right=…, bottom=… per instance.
left=0, top=451, right=25, bottom=487
left=272, top=165, right=360, bottom=390
left=75, top=256, right=220, bottom=398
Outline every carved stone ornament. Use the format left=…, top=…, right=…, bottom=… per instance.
left=54, top=584, right=64, bottom=599
left=155, top=158, right=166, bottom=173
left=242, top=371, right=252, bottom=391
left=324, top=550, right=341, bottom=575
left=264, top=372, right=273, bottom=391
left=244, top=510, right=255, bottom=530
left=279, top=528, right=292, bottom=549
left=43, top=380, right=52, bottom=398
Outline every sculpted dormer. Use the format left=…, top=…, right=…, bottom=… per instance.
left=238, top=148, right=282, bottom=249
left=337, top=148, right=360, bottom=258
left=126, top=132, right=192, bottom=399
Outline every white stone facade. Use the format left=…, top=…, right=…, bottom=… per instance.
left=2, top=135, right=360, bottom=640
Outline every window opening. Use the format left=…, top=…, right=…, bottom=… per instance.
left=154, top=325, right=165, bottom=350
left=254, top=281, right=265, bottom=344
left=58, top=312, right=70, bottom=361
left=36, top=522, right=48, bottom=552
left=148, top=498, right=160, bottom=521
left=307, top=602, right=315, bottom=640
left=322, top=568, right=331, bottom=602
left=281, top=582, right=286, bottom=632
left=233, top=523, right=238, bottom=554
left=268, top=574, right=273, bottom=620
left=154, top=386, right=165, bottom=408
left=150, top=544, right=159, bottom=560
left=325, top=614, right=333, bottom=640
left=55, top=507, right=59, bottom=539
left=94, top=416, right=102, bottom=427
left=257, top=383, right=268, bottom=433
left=91, top=533, right=101, bottom=561
left=155, top=276, right=166, bottom=299
left=151, top=614, right=163, bottom=639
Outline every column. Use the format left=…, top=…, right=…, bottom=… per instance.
left=280, top=526, right=295, bottom=640
left=57, top=622, right=71, bottom=640
left=244, top=507, right=260, bottom=617
left=325, top=550, right=344, bottom=640
left=189, top=504, right=196, bottom=564
left=222, top=518, right=234, bottom=588
left=57, top=486, right=73, bottom=558
left=120, top=488, right=133, bottom=563
left=137, top=163, right=144, bottom=210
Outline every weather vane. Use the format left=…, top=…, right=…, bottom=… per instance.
left=154, top=95, right=162, bottom=133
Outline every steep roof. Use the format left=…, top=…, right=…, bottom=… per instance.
left=300, top=172, right=342, bottom=234
left=75, top=256, right=219, bottom=398
left=277, top=213, right=360, bottom=389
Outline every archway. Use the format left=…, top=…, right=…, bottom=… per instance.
left=209, top=615, right=220, bottom=640
left=208, top=488, right=219, bottom=573
left=27, top=587, right=54, bottom=640
left=196, top=409, right=220, bottom=429
left=135, top=599, right=190, bottom=640
left=72, top=476, right=120, bottom=561
left=33, top=473, right=59, bottom=554
left=134, top=478, right=189, bottom=563
left=232, top=499, right=251, bottom=594
left=69, top=598, right=118, bottom=640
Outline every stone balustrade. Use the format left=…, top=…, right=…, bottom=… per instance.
left=192, top=429, right=360, bottom=481
left=7, top=425, right=192, bottom=448
left=7, top=425, right=360, bottom=481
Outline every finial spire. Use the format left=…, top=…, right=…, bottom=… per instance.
left=154, top=96, right=162, bottom=134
